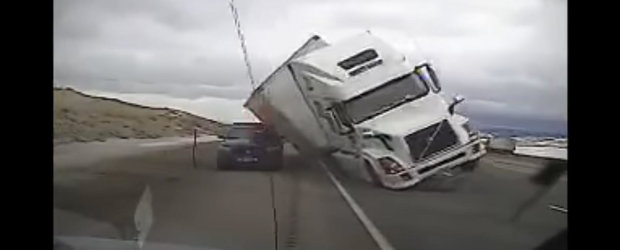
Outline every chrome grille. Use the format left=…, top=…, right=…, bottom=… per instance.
left=406, top=120, right=458, bottom=162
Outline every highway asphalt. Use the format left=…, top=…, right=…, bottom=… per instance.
left=329, top=153, right=566, bottom=250
left=53, top=139, right=566, bottom=250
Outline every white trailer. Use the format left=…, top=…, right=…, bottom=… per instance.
left=244, top=35, right=331, bottom=155
left=245, top=33, right=486, bottom=189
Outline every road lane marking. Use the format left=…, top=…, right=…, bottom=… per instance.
left=319, top=162, right=395, bottom=250
left=549, top=205, right=568, bottom=214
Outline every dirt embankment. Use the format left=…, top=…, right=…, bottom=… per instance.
left=54, top=87, right=229, bottom=144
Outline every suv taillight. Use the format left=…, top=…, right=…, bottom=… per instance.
left=378, top=157, right=405, bottom=175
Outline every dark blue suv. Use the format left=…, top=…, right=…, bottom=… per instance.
left=216, top=123, right=283, bottom=170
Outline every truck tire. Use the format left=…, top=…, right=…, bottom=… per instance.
left=364, top=159, right=383, bottom=187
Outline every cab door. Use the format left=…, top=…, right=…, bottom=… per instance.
left=300, top=75, right=357, bottom=153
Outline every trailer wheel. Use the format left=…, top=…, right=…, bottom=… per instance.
left=364, top=159, right=383, bottom=187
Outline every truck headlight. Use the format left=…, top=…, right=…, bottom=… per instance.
left=378, top=157, right=405, bottom=175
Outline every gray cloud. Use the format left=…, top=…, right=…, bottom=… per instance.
left=54, top=0, right=566, bottom=130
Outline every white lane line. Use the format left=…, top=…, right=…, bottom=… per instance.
left=319, top=161, right=395, bottom=250
left=548, top=205, right=568, bottom=214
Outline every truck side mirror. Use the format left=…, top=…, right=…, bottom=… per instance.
left=415, top=62, right=441, bottom=92
left=426, top=64, right=441, bottom=92
left=448, top=95, right=465, bottom=115
left=330, top=103, right=355, bottom=135
left=333, top=103, right=353, bottom=125
left=327, top=109, right=354, bottom=135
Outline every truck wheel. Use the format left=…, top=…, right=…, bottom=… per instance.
left=364, top=160, right=383, bottom=187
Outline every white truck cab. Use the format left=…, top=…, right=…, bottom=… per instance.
left=245, top=33, right=485, bottom=189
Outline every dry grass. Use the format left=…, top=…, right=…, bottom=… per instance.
left=54, top=87, right=229, bottom=144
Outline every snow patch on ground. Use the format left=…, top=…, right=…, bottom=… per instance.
left=514, top=146, right=567, bottom=160
left=54, top=136, right=220, bottom=168
left=139, top=136, right=218, bottom=147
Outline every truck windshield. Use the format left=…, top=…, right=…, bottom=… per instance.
left=343, top=72, right=429, bottom=124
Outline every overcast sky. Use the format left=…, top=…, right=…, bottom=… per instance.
left=54, top=0, right=567, bottom=133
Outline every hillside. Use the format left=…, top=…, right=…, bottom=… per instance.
left=54, top=87, right=229, bottom=144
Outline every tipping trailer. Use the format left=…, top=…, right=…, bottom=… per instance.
left=244, top=33, right=485, bottom=189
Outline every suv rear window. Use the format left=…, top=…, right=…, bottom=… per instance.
left=226, top=127, right=254, bottom=139
left=226, top=125, right=280, bottom=144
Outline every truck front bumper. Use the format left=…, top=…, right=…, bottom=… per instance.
left=382, top=137, right=486, bottom=190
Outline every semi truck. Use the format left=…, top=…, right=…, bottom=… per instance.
left=244, top=32, right=486, bottom=189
